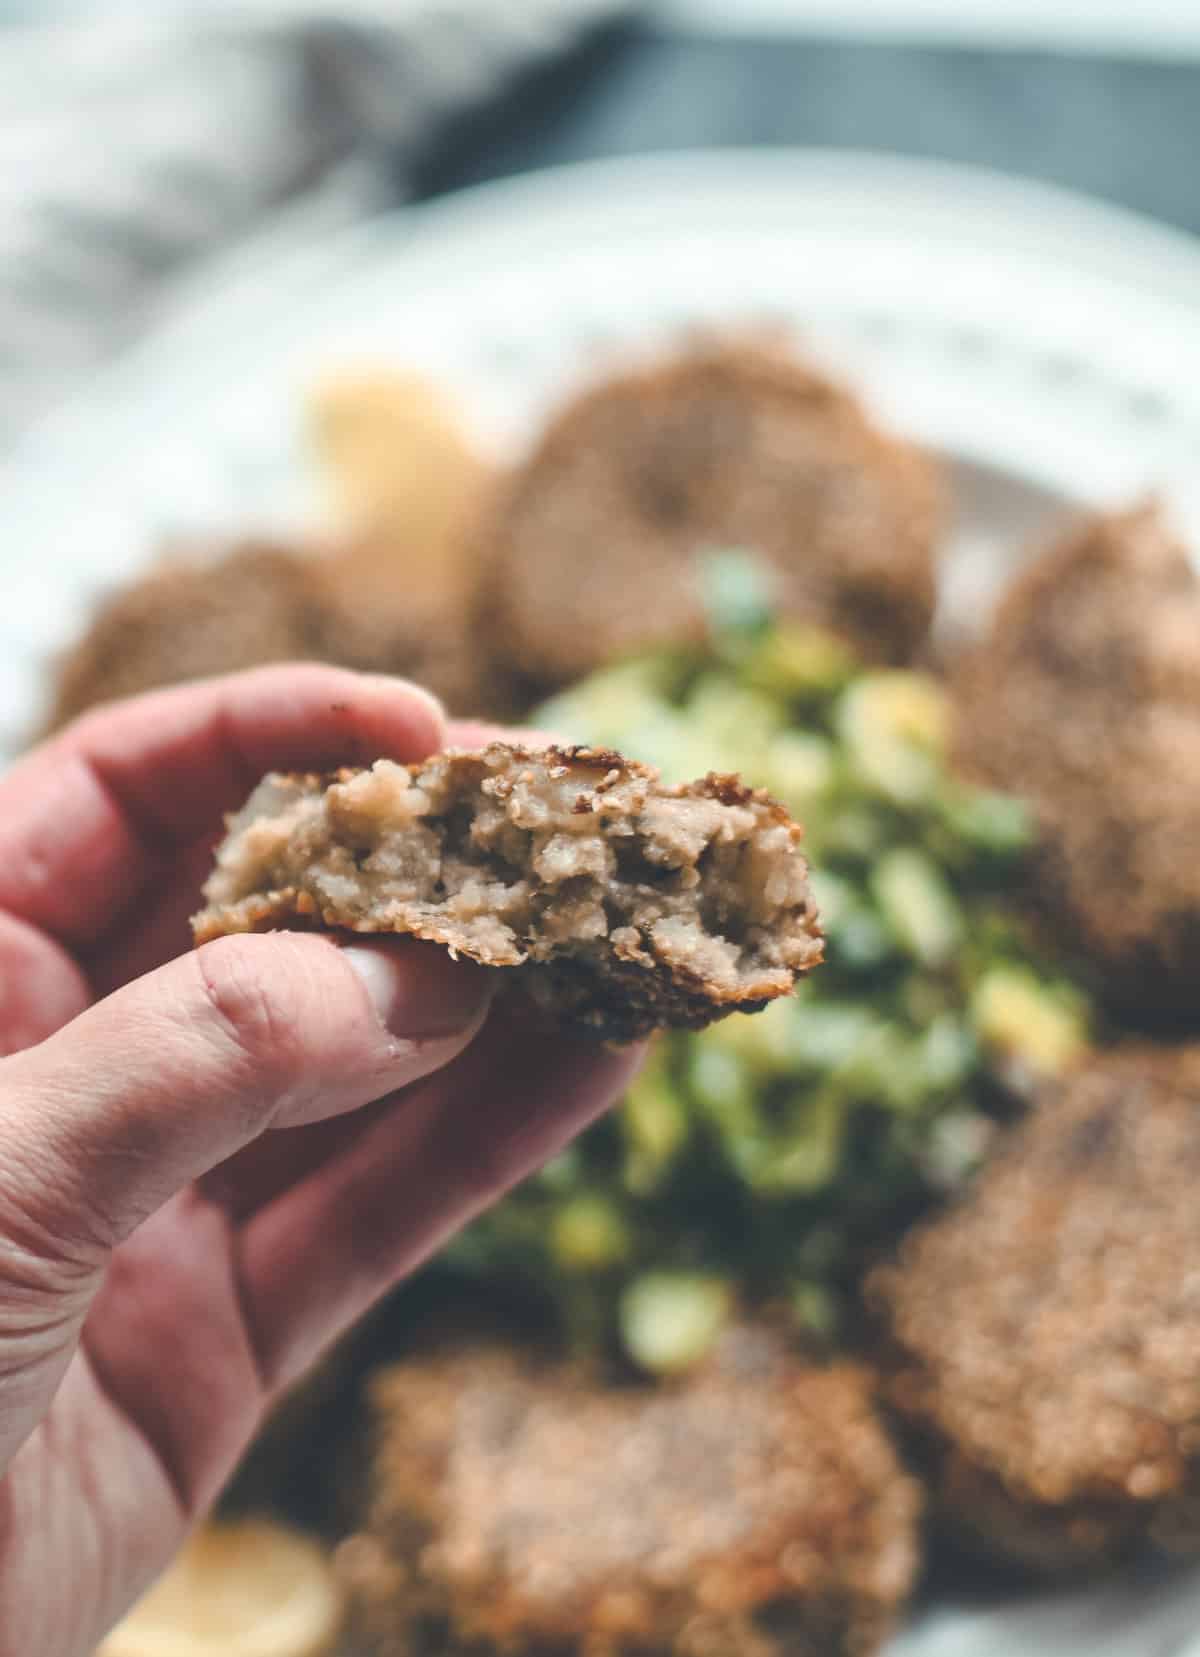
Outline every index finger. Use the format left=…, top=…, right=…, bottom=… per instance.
left=0, top=664, right=444, bottom=948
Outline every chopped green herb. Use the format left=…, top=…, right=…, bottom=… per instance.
left=446, top=598, right=1090, bottom=1370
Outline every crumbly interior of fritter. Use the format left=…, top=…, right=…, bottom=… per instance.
left=194, top=744, right=822, bottom=1038
left=340, top=1330, right=920, bottom=1656
left=872, top=1044, right=1200, bottom=1570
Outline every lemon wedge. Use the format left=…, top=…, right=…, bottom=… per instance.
left=99, top=1520, right=343, bottom=1657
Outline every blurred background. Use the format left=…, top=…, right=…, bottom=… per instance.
left=4, top=0, right=1200, bottom=440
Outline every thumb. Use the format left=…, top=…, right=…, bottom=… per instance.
left=0, top=932, right=492, bottom=1265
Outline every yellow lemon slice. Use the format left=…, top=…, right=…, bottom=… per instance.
left=308, top=369, right=492, bottom=603
left=99, top=1520, right=343, bottom=1657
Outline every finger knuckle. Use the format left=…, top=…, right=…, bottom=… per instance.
left=193, top=936, right=308, bottom=1097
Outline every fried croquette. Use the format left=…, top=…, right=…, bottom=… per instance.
left=44, top=537, right=500, bottom=734
left=481, top=340, right=940, bottom=701
left=338, top=1329, right=921, bottom=1656
left=954, top=504, right=1200, bottom=1024
left=312, top=556, right=514, bottom=722
left=45, top=541, right=329, bottom=732
left=192, top=743, right=824, bottom=1043
left=872, top=1044, right=1200, bottom=1573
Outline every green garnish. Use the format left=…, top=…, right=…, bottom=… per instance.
left=445, top=566, right=1089, bottom=1371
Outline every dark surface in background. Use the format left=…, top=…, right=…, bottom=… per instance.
left=412, top=23, right=1200, bottom=237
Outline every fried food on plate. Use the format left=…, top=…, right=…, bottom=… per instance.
left=482, top=339, right=941, bottom=700
left=45, top=535, right=503, bottom=733
left=310, top=558, right=509, bottom=721
left=955, top=503, right=1200, bottom=1024
left=46, top=541, right=329, bottom=732
left=98, top=1519, right=343, bottom=1657
left=192, top=742, right=823, bottom=1043
left=338, top=1328, right=921, bottom=1656
left=872, top=1043, right=1200, bottom=1573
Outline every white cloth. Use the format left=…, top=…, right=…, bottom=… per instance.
left=0, top=0, right=627, bottom=442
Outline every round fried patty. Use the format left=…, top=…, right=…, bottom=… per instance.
left=44, top=538, right=503, bottom=735
left=482, top=340, right=941, bottom=698
left=340, top=1329, right=921, bottom=1656
left=954, top=504, right=1200, bottom=1025
left=46, top=542, right=327, bottom=732
left=872, top=1043, right=1200, bottom=1573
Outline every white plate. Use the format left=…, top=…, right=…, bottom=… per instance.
left=4, top=148, right=1200, bottom=1653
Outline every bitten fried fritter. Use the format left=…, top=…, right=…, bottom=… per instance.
left=44, top=537, right=503, bottom=735
left=481, top=340, right=941, bottom=701
left=338, top=1330, right=921, bottom=1656
left=192, top=743, right=823, bottom=1043
left=954, top=504, right=1200, bottom=1024
left=872, top=1044, right=1200, bottom=1573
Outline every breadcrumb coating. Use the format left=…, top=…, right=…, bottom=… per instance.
left=955, top=504, right=1200, bottom=1025
left=482, top=339, right=940, bottom=701
left=338, top=1329, right=921, bottom=1655
left=873, top=1044, right=1200, bottom=1572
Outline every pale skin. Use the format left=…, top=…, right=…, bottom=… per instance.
left=0, top=664, right=642, bottom=1656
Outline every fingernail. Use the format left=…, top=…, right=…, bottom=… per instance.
left=361, top=675, right=445, bottom=729
left=343, top=942, right=492, bottom=1042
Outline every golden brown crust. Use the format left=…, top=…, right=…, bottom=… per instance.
left=45, top=541, right=328, bottom=733
left=479, top=338, right=941, bottom=700
left=953, top=503, right=1200, bottom=1024
left=339, top=1331, right=921, bottom=1656
left=192, top=744, right=823, bottom=1044
left=44, top=536, right=508, bottom=738
left=871, top=1043, right=1200, bottom=1573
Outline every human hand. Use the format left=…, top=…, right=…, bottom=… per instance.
left=0, top=665, right=641, bottom=1657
